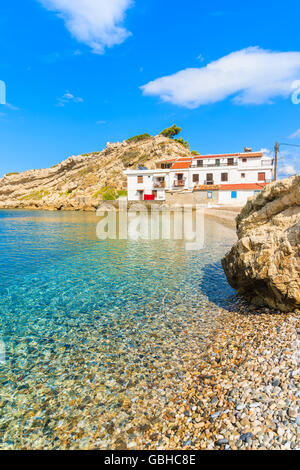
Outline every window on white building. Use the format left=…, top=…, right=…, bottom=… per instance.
left=206, top=173, right=214, bottom=184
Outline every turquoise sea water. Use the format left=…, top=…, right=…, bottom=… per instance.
left=0, top=210, right=236, bottom=449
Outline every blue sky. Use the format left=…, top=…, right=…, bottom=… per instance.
left=0, top=0, right=300, bottom=177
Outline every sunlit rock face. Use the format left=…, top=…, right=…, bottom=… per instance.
left=0, top=135, right=191, bottom=211
left=222, top=175, right=300, bottom=312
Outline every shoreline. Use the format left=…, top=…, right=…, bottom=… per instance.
left=0, top=205, right=242, bottom=233
left=204, top=207, right=242, bottom=230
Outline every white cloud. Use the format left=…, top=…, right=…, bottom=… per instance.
left=260, top=148, right=272, bottom=156
left=289, top=128, right=300, bottom=139
left=260, top=147, right=299, bottom=177
left=38, top=0, right=133, bottom=54
left=141, top=47, right=300, bottom=108
left=5, top=103, right=20, bottom=111
left=56, top=91, right=83, bottom=107
left=279, top=164, right=297, bottom=176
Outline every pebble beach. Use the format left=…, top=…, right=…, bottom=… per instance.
left=143, top=301, right=300, bottom=451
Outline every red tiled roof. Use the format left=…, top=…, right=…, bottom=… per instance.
left=238, top=152, right=264, bottom=158
left=171, top=161, right=192, bottom=169
left=220, top=183, right=268, bottom=190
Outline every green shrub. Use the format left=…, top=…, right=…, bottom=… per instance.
left=93, top=186, right=116, bottom=200
left=19, top=190, right=50, bottom=201
left=93, top=187, right=128, bottom=200
left=160, top=124, right=181, bottom=138
left=102, top=189, right=117, bottom=201
left=117, top=190, right=128, bottom=197
left=5, top=172, right=19, bottom=176
left=191, top=150, right=200, bottom=155
left=93, top=190, right=103, bottom=199
left=174, top=137, right=189, bottom=148
left=126, top=133, right=151, bottom=143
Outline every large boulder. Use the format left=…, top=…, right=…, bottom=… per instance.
left=222, top=175, right=300, bottom=312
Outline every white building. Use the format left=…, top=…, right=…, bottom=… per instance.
left=124, top=150, right=274, bottom=205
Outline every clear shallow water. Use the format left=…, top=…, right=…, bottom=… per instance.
left=0, top=210, right=236, bottom=449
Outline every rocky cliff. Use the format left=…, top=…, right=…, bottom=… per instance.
left=0, top=135, right=191, bottom=211
left=222, top=175, right=300, bottom=312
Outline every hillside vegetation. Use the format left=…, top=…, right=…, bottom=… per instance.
left=0, top=134, right=192, bottom=211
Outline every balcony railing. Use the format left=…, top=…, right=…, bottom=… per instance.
left=173, top=180, right=185, bottom=187
left=153, top=181, right=166, bottom=188
left=191, top=162, right=238, bottom=168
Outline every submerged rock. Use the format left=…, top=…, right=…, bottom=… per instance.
left=222, top=175, right=300, bottom=312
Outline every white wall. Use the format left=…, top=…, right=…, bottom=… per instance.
left=219, top=189, right=262, bottom=205
left=189, top=168, right=239, bottom=186
left=188, top=166, right=273, bottom=186
left=237, top=168, right=273, bottom=183
left=238, top=157, right=261, bottom=169
left=126, top=172, right=168, bottom=201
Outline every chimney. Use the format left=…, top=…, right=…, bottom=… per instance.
left=244, top=147, right=252, bottom=153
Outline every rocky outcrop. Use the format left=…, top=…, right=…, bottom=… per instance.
left=222, top=175, right=300, bottom=312
left=0, top=135, right=191, bottom=211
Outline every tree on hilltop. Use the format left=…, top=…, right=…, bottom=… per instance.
left=160, top=124, right=182, bottom=138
